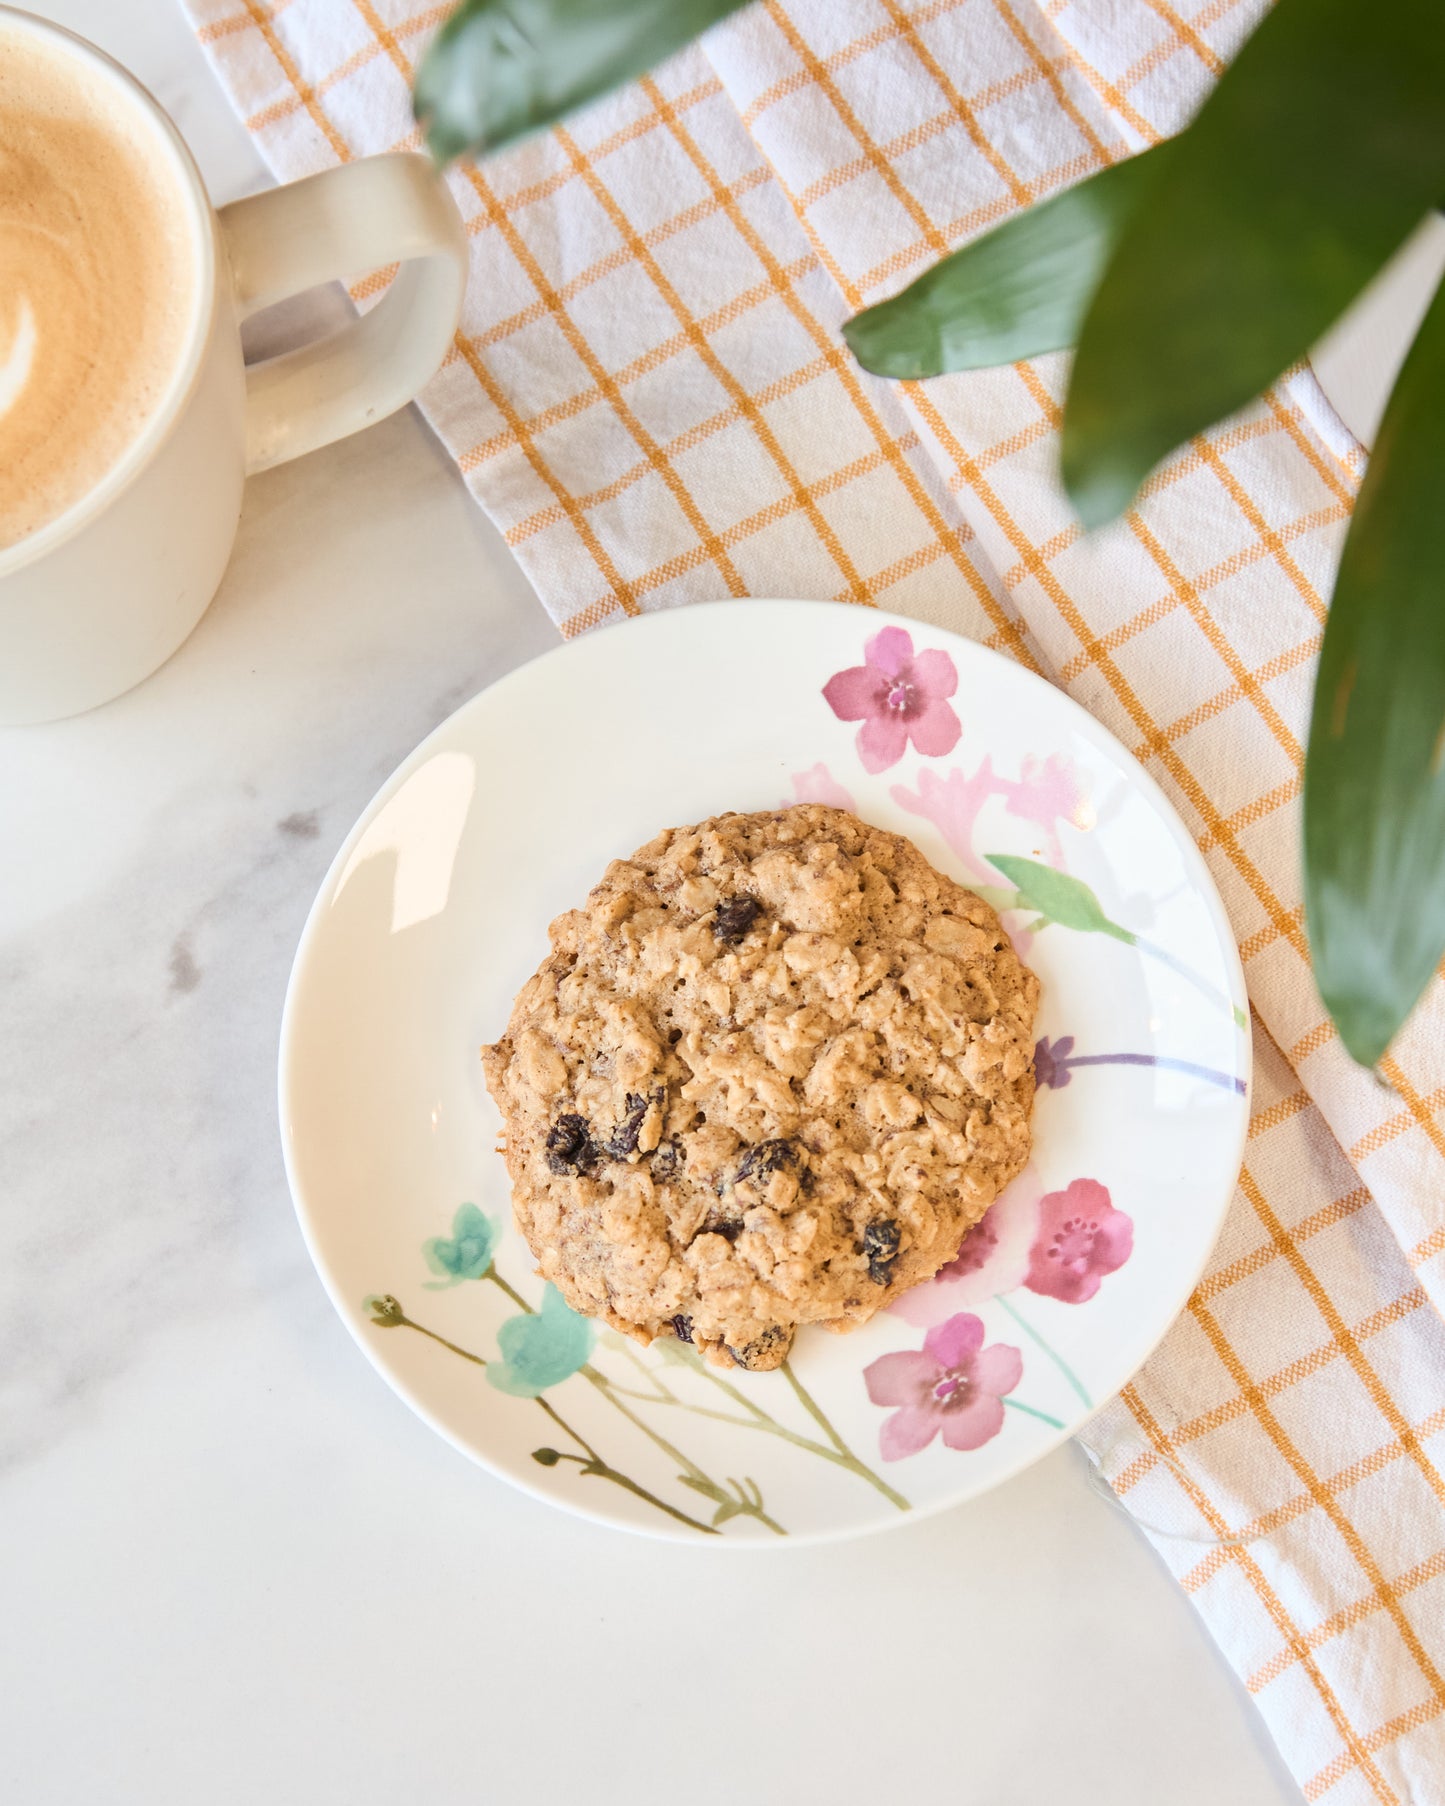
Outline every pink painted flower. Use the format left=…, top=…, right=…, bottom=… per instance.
left=892, top=752, right=1089, bottom=882
left=823, top=627, right=960, bottom=774
left=1024, top=1178, right=1133, bottom=1304
left=1005, top=755, right=1089, bottom=863
left=864, top=1313, right=1022, bottom=1460
left=785, top=761, right=857, bottom=812
left=890, top=1169, right=1042, bottom=1325
left=891, top=762, right=996, bottom=884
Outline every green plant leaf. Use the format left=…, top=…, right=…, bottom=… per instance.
left=1063, top=0, right=1445, bottom=526
left=414, top=0, right=750, bottom=164
left=842, top=147, right=1171, bottom=378
left=985, top=855, right=1132, bottom=941
left=1304, top=276, right=1445, bottom=1068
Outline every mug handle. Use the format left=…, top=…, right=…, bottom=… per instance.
left=217, top=152, right=468, bottom=475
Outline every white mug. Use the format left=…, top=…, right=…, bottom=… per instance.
left=0, top=7, right=469, bottom=726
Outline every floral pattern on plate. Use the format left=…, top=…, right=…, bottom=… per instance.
left=282, top=600, right=1249, bottom=1543
left=366, top=1202, right=907, bottom=1537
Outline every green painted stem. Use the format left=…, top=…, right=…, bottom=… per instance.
left=994, top=1293, right=1093, bottom=1408
left=667, top=1349, right=775, bottom=1425
left=485, top=1272, right=902, bottom=1521
left=375, top=1302, right=717, bottom=1535
left=604, top=1379, right=675, bottom=1405
left=541, top=1432, right=720, bottom=1535
left=606, top=1358, right=787, bottom=1535
left=781, top=1362, right=911, bottom=1512
left=633, top=1389, right=917, bottom=1512
left=1004, top=1396, right=1067, bottom=1431
left=393, top=1314, right=490, bottom=1369
left=578, top=1367, right=785, bottom=1537
left=484, top=1274, right=785, bottom=1535
left=584, top=1372, right=705, bottom=1476
left=486, top=1270, right=532, bottom=1313
left=629, top=1344, right=910, bottom=1512
left=532, top=1393, right=602, bottom=1463
left=780, top=1359, right=853, bottom=1455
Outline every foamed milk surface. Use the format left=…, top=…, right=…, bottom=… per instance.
left=0, top=28, right=197, bottom=551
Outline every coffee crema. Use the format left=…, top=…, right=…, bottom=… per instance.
left=0, top=27, right=198, bottom=552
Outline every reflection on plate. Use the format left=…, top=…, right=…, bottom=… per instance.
left=280, top=600, right=1248, bottom=1545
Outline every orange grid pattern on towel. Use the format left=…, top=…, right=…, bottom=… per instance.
left=182, top=2, right=1445, bottom=1797
left=1092, top=1023, right=1445, bottom=1805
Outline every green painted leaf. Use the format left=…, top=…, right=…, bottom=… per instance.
left=1063, top=0, right=1445, bottom=526
left=414, top=0, right=750, bottom=164
left=487, top=1283, right=597, bottom=1397
left=986, top=855, right=1131, bottom=940
left=422, top=1201, right=499, bottom=1287
left=1304, top=275, right=1445, bottom=1068
left=842, top=147, right=1170, bottom=378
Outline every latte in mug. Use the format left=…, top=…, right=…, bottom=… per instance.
left=0, top=22, right=198, bottom=550
left=0, top=5, right=468, bottom=727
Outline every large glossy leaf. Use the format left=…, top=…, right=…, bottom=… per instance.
left=1063, top=0, right=1445, bottom=527
left=415, top=0, right=749, bottom=164
left=1304, top=275, right=1445, bottom=1068
left=842, top=147, right=1170, bottom=378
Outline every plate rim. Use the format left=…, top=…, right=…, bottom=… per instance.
left=278, top=597, right=1251, bottom=1546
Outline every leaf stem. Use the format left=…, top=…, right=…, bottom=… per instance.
left=543, top=1433, right=721, bottom=1535
left=373, top=1298, right=717, bottom=1535
left=578, top=1366, right=786, bottom=1536
left=993, top=1292, right=1093, bottom=1408
left=602, top=1380, right=676, bottom=1404
left=392, top=1314, right=490, bottom=1368
left=486, top=1269, right=532, bottom=1313
left=667, top=1345, right=777, bottom=1424
left=1004, top=1396, right=1067, bottom=1430
left=631, top=1343, right=910, bottom=1511
left=484, top=1274, right=785, bottom=1535
left=781, top=1361, right=911, bottom=1511
left=481, top=1271, right=907, bottom=1521
left=532, top=1392, right=600, bottom=1463
left=781, top=1359, right=853, bottom=1455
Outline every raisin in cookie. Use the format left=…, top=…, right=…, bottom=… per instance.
left=482, top=805, right=1038, bottom=1371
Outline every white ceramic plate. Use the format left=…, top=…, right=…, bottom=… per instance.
left=280, top=600, right=1249, bottom=1545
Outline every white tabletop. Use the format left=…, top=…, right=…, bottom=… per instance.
left=1, top=6, right=1303, bottom=1801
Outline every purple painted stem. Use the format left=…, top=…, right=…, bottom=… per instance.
left=1061, top=1052, right=1246, bottom=1097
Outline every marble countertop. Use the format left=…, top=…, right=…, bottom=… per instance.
left=0, top=5, right=1303, bottom=1801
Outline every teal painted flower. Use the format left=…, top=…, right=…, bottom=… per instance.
left=422, top=1202, right=499, bottom=1288
left=487, top=1284, right=596, bottom=1397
